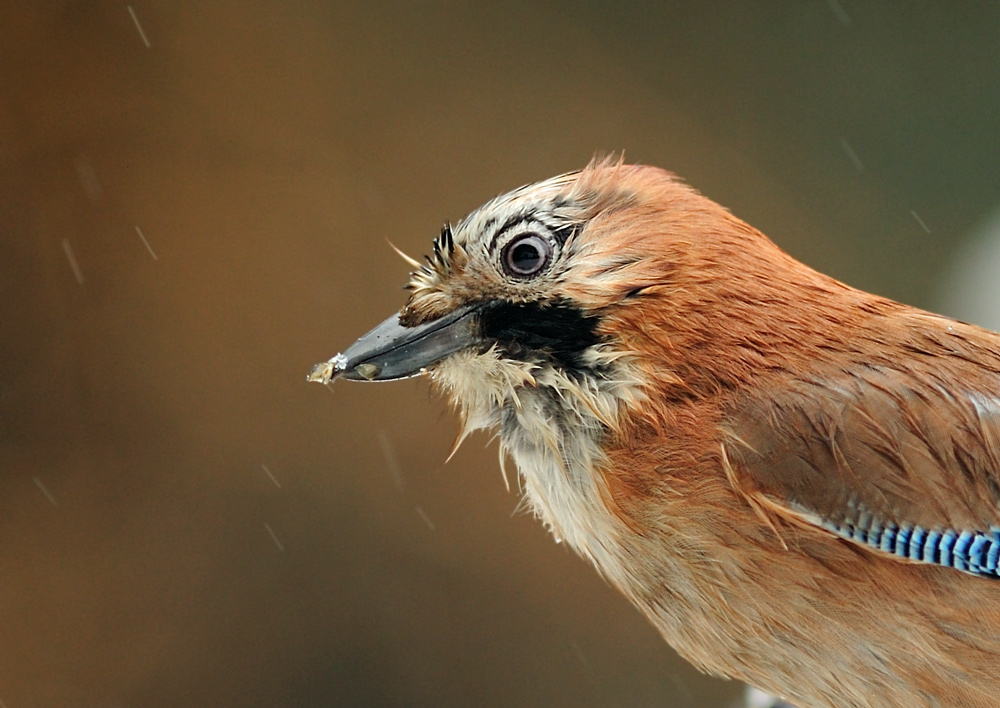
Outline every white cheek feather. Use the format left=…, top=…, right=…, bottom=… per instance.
left=430, top=347, right=645, bottom=585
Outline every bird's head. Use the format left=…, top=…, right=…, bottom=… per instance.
left=309, top=160, right=797, bottom=541
left=311, top=159, right=788, bottom=425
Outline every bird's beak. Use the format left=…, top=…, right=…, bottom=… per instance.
left=307, top=303, right=483, bottom=383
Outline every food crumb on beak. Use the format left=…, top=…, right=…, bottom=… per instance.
left=307, top=353, right=348, bottom=384
left=353, top=363, right=381, bottom=380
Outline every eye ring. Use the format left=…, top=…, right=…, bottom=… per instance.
left=501, top=233, right=552, bottom=279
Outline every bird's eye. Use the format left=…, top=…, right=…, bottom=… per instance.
left=501, top=234, right=551, bottom=278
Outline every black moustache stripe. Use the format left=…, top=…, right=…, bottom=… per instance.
left=476, top=301, right=603, bottom=373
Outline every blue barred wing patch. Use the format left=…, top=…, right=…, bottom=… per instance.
left=818, top=512, right=1000, bottom=579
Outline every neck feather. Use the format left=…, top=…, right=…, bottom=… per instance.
left=431, top=349, right=645, bottom=586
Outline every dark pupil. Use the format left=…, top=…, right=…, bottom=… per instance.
left=510, top=242, right=541, bottom=273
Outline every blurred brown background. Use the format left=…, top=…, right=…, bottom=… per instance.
left=2, top=3, right=1000, bottom=706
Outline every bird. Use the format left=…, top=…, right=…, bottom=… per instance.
left=309, top=159, right=1000, bottom=708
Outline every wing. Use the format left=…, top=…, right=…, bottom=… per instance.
left=723, top=361, right=1000, bottom=579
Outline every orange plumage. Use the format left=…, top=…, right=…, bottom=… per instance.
left=311, top=161, right=1000, bottom=708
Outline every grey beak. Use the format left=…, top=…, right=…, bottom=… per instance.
left=308, top=304, right=482, bottom=383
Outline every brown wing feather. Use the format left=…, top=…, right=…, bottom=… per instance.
left=724, top=343, right=1000, bottom=549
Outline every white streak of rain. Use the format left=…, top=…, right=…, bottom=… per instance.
left=33, top=477, right=57, bottom=506
left=136, top=226, right=158, bottom=260
left=826, top=0, right=852, bottom=26
left=61, top=239, right=84, bottom=285
left=264, top=523, right=285, bottom=552
left=261, top=463, right=282, bottom=488
left=911, top=211, right=931, bottom=233
left=839, top=137, right=864, bottom=172
left=415, top=506, right=436, bottom=531
left=127, top=6, right=152, bottom=48
left=376, top=430, right=405, bottom=491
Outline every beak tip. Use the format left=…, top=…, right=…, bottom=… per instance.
left=309, top=303, right=481, bottom=385
left=307, top=353, right=349, bottom=384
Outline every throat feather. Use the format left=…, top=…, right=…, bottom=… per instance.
left=499, top=386, right=623, bottom=569
left=430, top=347, right=647, bottom=581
